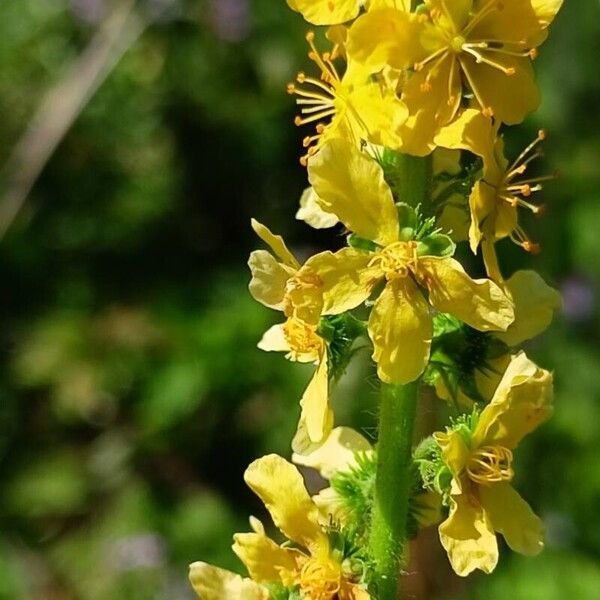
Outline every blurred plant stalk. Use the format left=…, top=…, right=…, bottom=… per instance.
left=0, top=0, right=148, bottom=238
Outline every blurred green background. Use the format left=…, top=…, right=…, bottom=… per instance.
left=0, top=1, right=598, bottom=598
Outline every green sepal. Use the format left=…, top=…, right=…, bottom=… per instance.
left=347, top=233, right=378, bottom=252
left=318, top=314, right=368, bottom=381
left=264, top=583, right=301, bottom=600
left=417, top=233, right=456, bottom=258
left=396, top=202, right=418, bottom=241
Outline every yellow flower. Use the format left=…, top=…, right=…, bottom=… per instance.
left=189, top=454, right=372, bottom=600
left=435, top=110, right=556, bottom=277
left=433, top=268, right=560, bottom=406
left=295, top=427, right=442, bottom=529
left=248, top=218, right=381, bottom=325
left=259, top=317, right=333, bottom=453
left=307, top=138, right=514, bottom=384
left=435, top=352, right=553, bottom=576
left=347, top=0, right=563, bottom=153
left=288, top=32, right=408, bottom=165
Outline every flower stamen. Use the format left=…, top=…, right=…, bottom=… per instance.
left=466, top=445, right=514, bottom=485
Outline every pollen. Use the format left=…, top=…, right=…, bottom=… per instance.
left=466, top=445, right=514, bottom=485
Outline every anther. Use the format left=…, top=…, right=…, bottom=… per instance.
left=529, top=48, right=538, bottom=59
left=482, top=106, right=494, bottom=118
left=287, top=83, right=296, bottom=94
left=522, top=241, right=540, bottom=254
left=306, top=31, right=315, bottom=43
left=296, top=72, right=306, bottom=83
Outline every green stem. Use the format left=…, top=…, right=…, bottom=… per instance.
left=368, top=153, right=431, bottom=599
left=369, top=382, right=419, bottom=600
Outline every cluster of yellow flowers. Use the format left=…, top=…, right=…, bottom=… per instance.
left=190, top=1, right=563, bottom=598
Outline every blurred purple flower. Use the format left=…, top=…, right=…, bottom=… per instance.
left=70, top=0, right=105, bottom=24
left=560, top=275, right=595, bottom=323
left=209, top=0, right=250, bottom=42
left=109, top=533, right=167, bottom=571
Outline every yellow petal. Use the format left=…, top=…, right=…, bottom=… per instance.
left=480, top=482, right=545, bottom=556
left=251, top=219, right=299, bottom=269
left=530, top=0, right=564, bottom=27
left=188, top=562, right=268, bottom=600
left=474, top=352, right=553, bottom=449
left=296, top=187, right=339, bottom=229
left=469, top=0, right=548, bottom=45
left=232, top=522, right=298, bottom=584
left=308, top=138, right=399, bottom=246
left=248, top=250, right=294, bottom=310
left=439, top=493, right=498, bottom=577
left=345, top=83, right=408, bottom=149
left=257, top=324, right=290, bottom=354
left=304, top=247, right=378, bottom=316
left=367, top=0, right=411, bottom=11
left=468, top=182, right=499, bottom=253
left=426, top=0, right=473, bottom=31
left=497, top=270, right=561, bottom=346
left=298, top=352, right=331, bottom=446
left=293, top=426, right=372, bottom=478
left=434, top=429, right=470, bottom=480
left=398, top=54, right=462, bottom=155
left=287, top=0, right=359, bottom=25
left=434, top=108, right=495, bottom=166
left=420, top=257, right=514, bottom=331
left=244, top=454, right=328, bottom=551
left=460, top=54, right=540, bottom=125
left=347, top=9, right=423, bottom=72
left=368, top=277, right=432, bottom=385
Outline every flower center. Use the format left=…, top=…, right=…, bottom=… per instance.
left=370, top=241, right=419, bottom=281
left=287, top=31, right=343, bottom=166
left=283, top=318, right=323, bottom=360
left=299, top=557, right=342, bottom=600
left=466, top=445, right=514, bottom=485
left=451, top=35, right=466, bottom=53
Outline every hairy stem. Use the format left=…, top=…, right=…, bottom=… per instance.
left=369, top=382, right=419, bottom=600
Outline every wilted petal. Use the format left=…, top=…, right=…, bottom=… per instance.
left=474, top=352, right=553, bottom=450
left=480, top=482, right=545, bottom=556
left=439, top=494, right=498, bottom=577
